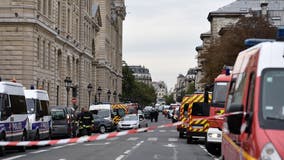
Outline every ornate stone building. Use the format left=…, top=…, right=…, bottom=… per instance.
left=128, top=65, right=152, bottom=86
left=196, top=0, right=284, bottom=88
left=0, top=0, right=102, bottom=107
left=93, top=0, right=126, bottom=103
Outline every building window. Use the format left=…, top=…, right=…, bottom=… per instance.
left=76, top=19, right=79, bottom=40
left=57, top=2, right=61, bottom=28
left=67, top=8, right=71, bottom=33
left=48, top=42, right=51, bottom=69
left=271, top=16, right=281, bottom=26
left=37, top=37, right=40, bottom=63
left=48, top=0, right=52, bottom=17
left=43, top=0, right=47, bottom=15
left=42, top=40, right=46, bottom=69
left=37, top=0, right=41, bottom=11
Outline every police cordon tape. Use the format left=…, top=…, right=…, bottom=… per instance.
left=0, top=111, right=245, bottom=147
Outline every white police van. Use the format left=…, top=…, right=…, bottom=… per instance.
left=24, top=89, right=51, bottom=140
left=0, top=81, right=28, bottom=155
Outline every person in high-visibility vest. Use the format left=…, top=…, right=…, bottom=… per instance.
left=77, top=107, right=94, bottom=136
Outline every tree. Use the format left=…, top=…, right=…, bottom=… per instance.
left=185, top=82, right=195, bottom=95
left=164, top=93, right=175, bottom=105
left=200, top=15, right=277, bottom=84
left=122, top=65, right=157, bottom=106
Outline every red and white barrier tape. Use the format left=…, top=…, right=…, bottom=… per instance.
left=0, top=121, right=183, bottom=147
left=0, top=111, right=244, bottom=147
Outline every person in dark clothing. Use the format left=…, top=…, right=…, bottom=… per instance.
left=154, top=109, right=159, bottom=122
left=77, top=107, right=94, bottom=136
left=150, top=109, right=156, bottom=122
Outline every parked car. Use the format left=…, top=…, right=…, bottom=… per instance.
left=117, top=114, right=148, bottom=131
left=92, top=114, right=113, bottom=134
left=49, top=106, right=77, bottom=138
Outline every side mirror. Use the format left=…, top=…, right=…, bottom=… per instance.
left=227, top=104, right=244, bottom=134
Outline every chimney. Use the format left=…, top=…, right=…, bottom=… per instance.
left=260, top=1, right=268, bottom=16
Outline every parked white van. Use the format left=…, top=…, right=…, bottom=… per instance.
left=24, top=89, right=51, bottom=140
left=0, top=81, right=28, bottom=155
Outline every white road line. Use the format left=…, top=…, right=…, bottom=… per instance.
left=2, top=155, right=27, bottom=160
left=148, top=130, right=154, bottom=133
left=30, top=149, right=49, bottom=154
left=159, top=130, right=166, bottom=133
left=84, top=142, right=110, bottom=146
left=124, top=150, right=131, bottom=154
left=168, top=138, right=178, bottom=142
left=115, top=155, right=125, bottom=160
left=147, top=137, right=158, bottom=141
left=58, top=159, right=66, bottom=160
left=127, top=137, right=139, bottom=141
left=170, top=130, right=177, bottom=132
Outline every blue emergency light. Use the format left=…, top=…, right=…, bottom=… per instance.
left=244, top=38, right=275, bottom=47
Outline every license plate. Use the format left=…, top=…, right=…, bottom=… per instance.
left=192, top=126, right=203, bottom=129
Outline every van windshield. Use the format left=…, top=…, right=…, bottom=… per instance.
left=261, top=69, right=284, bottom=130
left=212, top=82, right=229, bottom=107
left=51, top=109, right=66, bottom=120
left=91, top=109, right=110, bottom=118
left=26, top=99, right=36, bottom=114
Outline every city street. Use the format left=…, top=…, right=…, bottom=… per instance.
left=2, top=114, right=217, bottom=160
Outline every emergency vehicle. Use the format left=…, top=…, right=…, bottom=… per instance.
left=222, top=40, right=284, bottom=159
left=185, top=91, right=212, bottom=144
left=125, top=103, right=138, bottom=114
left=24, top=89, right=52, bottom=140
left=205, top=73, right=231, bottom=156
left=0, top=81, right=28, bottom=156
left=89, top=104, right=115, bottom=132
left=111, top=103, right=127, bottom=125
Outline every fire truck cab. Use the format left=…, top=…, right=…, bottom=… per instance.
left=222, top=40, right=284, bottom=159
left=205, top=73, right=231, bottom=156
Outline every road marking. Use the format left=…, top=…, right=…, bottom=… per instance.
left=148, top=130, right=154, bottom=133
left=58, top=159, right=66, bottom=160
left=84, top=142, right=110, bottom=146
left=159, top=130, right=166, bottom=133
left=127, top=137, right=139, bottom=141
left=164, top=143, right=176, bottom=148
left=170, top=130, right=176, bottom=132
left=124, top=150, right=131, bottom=154
left=168, top=138, right=178, bottom=142
left=30, top=149, right=49, bottom=154
left=147, top=137, right=158, bottom=141
left=2, top=155, right=27, bottom=160
left=115, top=155, right=125, bottom=160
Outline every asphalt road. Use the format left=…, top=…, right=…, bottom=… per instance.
left=2, top=114, right=218, bottom=160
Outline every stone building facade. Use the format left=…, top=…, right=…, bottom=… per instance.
left=93, top=0, right=126, bottom=103
left=195, top=0, right=284, bottom=88
left=128, top=65, right=152, bottom=86
left=0, top=0, right=102, bottom=107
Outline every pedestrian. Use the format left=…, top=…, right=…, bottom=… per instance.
left=154, top=109, right=159, bottom=122
left=150, top=109, right=155, bottom=122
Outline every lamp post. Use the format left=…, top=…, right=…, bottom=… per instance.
left=107, top=90, right=111, bottom=102
left=64, top=76, right=72, bottom=107
left=97, top=86, right=102, bottom=103
left=113, top=90, right=117, bottom=103
left=87, top=83, right=93, bottom=106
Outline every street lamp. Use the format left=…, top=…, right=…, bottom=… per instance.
left=87, top=83, right=93, bottom=106
left=97, top=86, right=102, bottom=103
left=107, top=90, right=111, bottom=102
left=64, top=76, right=72, bottom=107
left=113, top=90, right=117, bottom=103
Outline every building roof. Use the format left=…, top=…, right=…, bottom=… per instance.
left=208, top=0, right=284, bottom=21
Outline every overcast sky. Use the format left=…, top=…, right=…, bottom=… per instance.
left=123, top=0, right=235, bottom=91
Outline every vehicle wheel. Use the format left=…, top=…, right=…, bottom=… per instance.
left=99, top=125, right=106, bottom=134
left=179, top=130, right=183, bottom=138
left=18, top=131, right=27, bottom=152
left=187, top=136, right=192, bottom=144
left=145, top=123, right=148, bottom=127
left=0, top=133, right=6, bottom=156
left=138, top=124, right=141, bottom=128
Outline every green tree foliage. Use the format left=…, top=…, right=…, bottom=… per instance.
left=122, top=66, right=157, bottom=106
left=164, top=93, right=175, bottom=105
left=186, top=82, right=195, bottom=94
left=200, top=15, right=277, bottom=84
